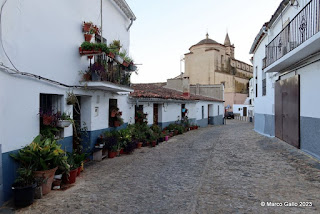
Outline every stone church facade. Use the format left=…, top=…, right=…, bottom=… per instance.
left=184, top=33, right=253, bottom=111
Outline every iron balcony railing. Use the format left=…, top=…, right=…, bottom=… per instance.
left=265, top=0, right=320, bottom=68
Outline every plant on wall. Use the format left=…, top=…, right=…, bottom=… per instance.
left=108, top=40, right=122, bottom=55
left=110, top=107, right=124, bottom=127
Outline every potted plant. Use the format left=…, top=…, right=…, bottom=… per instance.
left=63, top=152, right=78, bottom=184
left=74, top=153, right=86, bottom=176
left=83, top=21, right=93, bottom=32
left=149, top=131, right=157, bottom=147
left=135, top=130, right=144, bottom=149
left=118, top=128, right=132, bottom=155
left=110, top=108, right=123, bottom=127
left=56, top=112, right=73, bottom=128
left=104, top=131, right=118, bottom=158
left=11, top=136, right=67, bottom=195
left=108, top=145, right=118, bottom=158
left=11, top=167, right=36, bottom=207
left=84, top=25, right=96, bottom=42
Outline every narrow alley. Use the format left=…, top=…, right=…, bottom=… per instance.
left=15, top=120, right=320, bottom=214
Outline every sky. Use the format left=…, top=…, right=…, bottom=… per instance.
left=126, top=0, right=282, bottom=83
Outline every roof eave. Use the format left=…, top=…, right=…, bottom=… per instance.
left=112, top=0, right=136, bottom=21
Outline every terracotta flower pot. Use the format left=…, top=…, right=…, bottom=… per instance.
left=137, top=142, right=143, bottom=149
left=33, top=167, right=57, bottom=195
left=151, top=141, right=156, bottom=147
left=114, top=121, right=121, bottom=127
left=120, top=148, right=124, bottom=155
left=65, top=168, right=78, bottom=184
left=83, top=22, right=92, bottom=32
left=84, top=34, right=93, bottom=42
left=108, top=151, right=117, bottom=158
left=108, top=52, right=115, bottom=59
left=122, top=61, right=129, bottom=67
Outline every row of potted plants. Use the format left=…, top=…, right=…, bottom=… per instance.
left=10, top=135, right=87, bottom=207
left=79, top=41, right=134, bottom=69
left=83, top=21, right=100, bottom=42
left=95, top=112, right=199, bottom=160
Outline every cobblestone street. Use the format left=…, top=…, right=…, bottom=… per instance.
left=14, top=120, right=320, bottom=214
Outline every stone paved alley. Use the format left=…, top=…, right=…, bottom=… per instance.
left=9, top=120, right=320, bottom=213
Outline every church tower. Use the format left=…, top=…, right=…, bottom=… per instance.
left=224, top=33, right=235, bottom=58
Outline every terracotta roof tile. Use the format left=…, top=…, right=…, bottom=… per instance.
left=130, top=83, right=223, bottom=102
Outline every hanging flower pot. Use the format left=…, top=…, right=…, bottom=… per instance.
left=56, top=120, right=72, bottom=128
left=84, top=34, right=93, bottom=42
left=83, top=22, right=92, bottom=32
left=122, top=61, right=129, bottom=67
left=108, top=52, right=115, bottom=59
left=115, top=55, right=124, bottom=64
left=129, top=64, right=137, bottom=71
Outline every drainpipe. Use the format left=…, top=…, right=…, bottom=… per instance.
left=101, top=0, right=103, bottom=41
left=127, top=18, right=134, bottom=31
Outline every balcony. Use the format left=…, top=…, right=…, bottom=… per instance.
left=264, top=0, right=320, bottom=73
left=80, top=60, right=134, bottom=93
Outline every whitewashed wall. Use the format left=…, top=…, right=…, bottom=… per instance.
left=233, top=104, right=251, bottom=117
left=266, top=2, right=308, bottom=44
left=0, top=0, right=131, bottom=86
left=295, top=61, right=320, bottom=119
left=0, top=0, right=133, bottom=153
left=161, top=102, right=181, bottom=123
left=252, top=35, right=277, bottom=116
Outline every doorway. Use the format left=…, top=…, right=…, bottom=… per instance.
left=153, top=104, right=159, bottom=125
left=275, top=75, right=300, bottom=148
left=243, top=107, right=247, bottom=117
left=109, top=99, right=118, bottom=127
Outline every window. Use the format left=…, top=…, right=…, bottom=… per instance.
left=135, top=105, right=144, bottom=124
left=202, top=106, right=204, bottom=119
left=109, top=99, right=118, bottom=127
left=181, top=104, right=186, bottom=119
left=218, top=105, right=220, bottom=115
left=39, top=94, right=63, bottom=139
left=262, top=70, right=266, bottom=96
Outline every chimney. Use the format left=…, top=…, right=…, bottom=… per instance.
left=196, top=83, right=200, bottom=95
left=182, top=77, right=190, bottom=98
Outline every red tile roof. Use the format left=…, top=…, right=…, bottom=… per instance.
left=131, top=83, right=224, bottom=102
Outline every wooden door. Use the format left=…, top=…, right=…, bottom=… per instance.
left=153, top=104, right=158, bottom=125
left=275, top=75, right=300, bottom=148
left=243, top=107, right=247, bottom=117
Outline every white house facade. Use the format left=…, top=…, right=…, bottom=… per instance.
left=131, top=84, right=225, bottom=128
left=0, top=0, right=136, bottom=205
left=250, top=0, right=320, bottom=160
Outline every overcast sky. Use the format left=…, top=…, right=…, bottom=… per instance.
left=126, top=0, right=282, bottom=83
